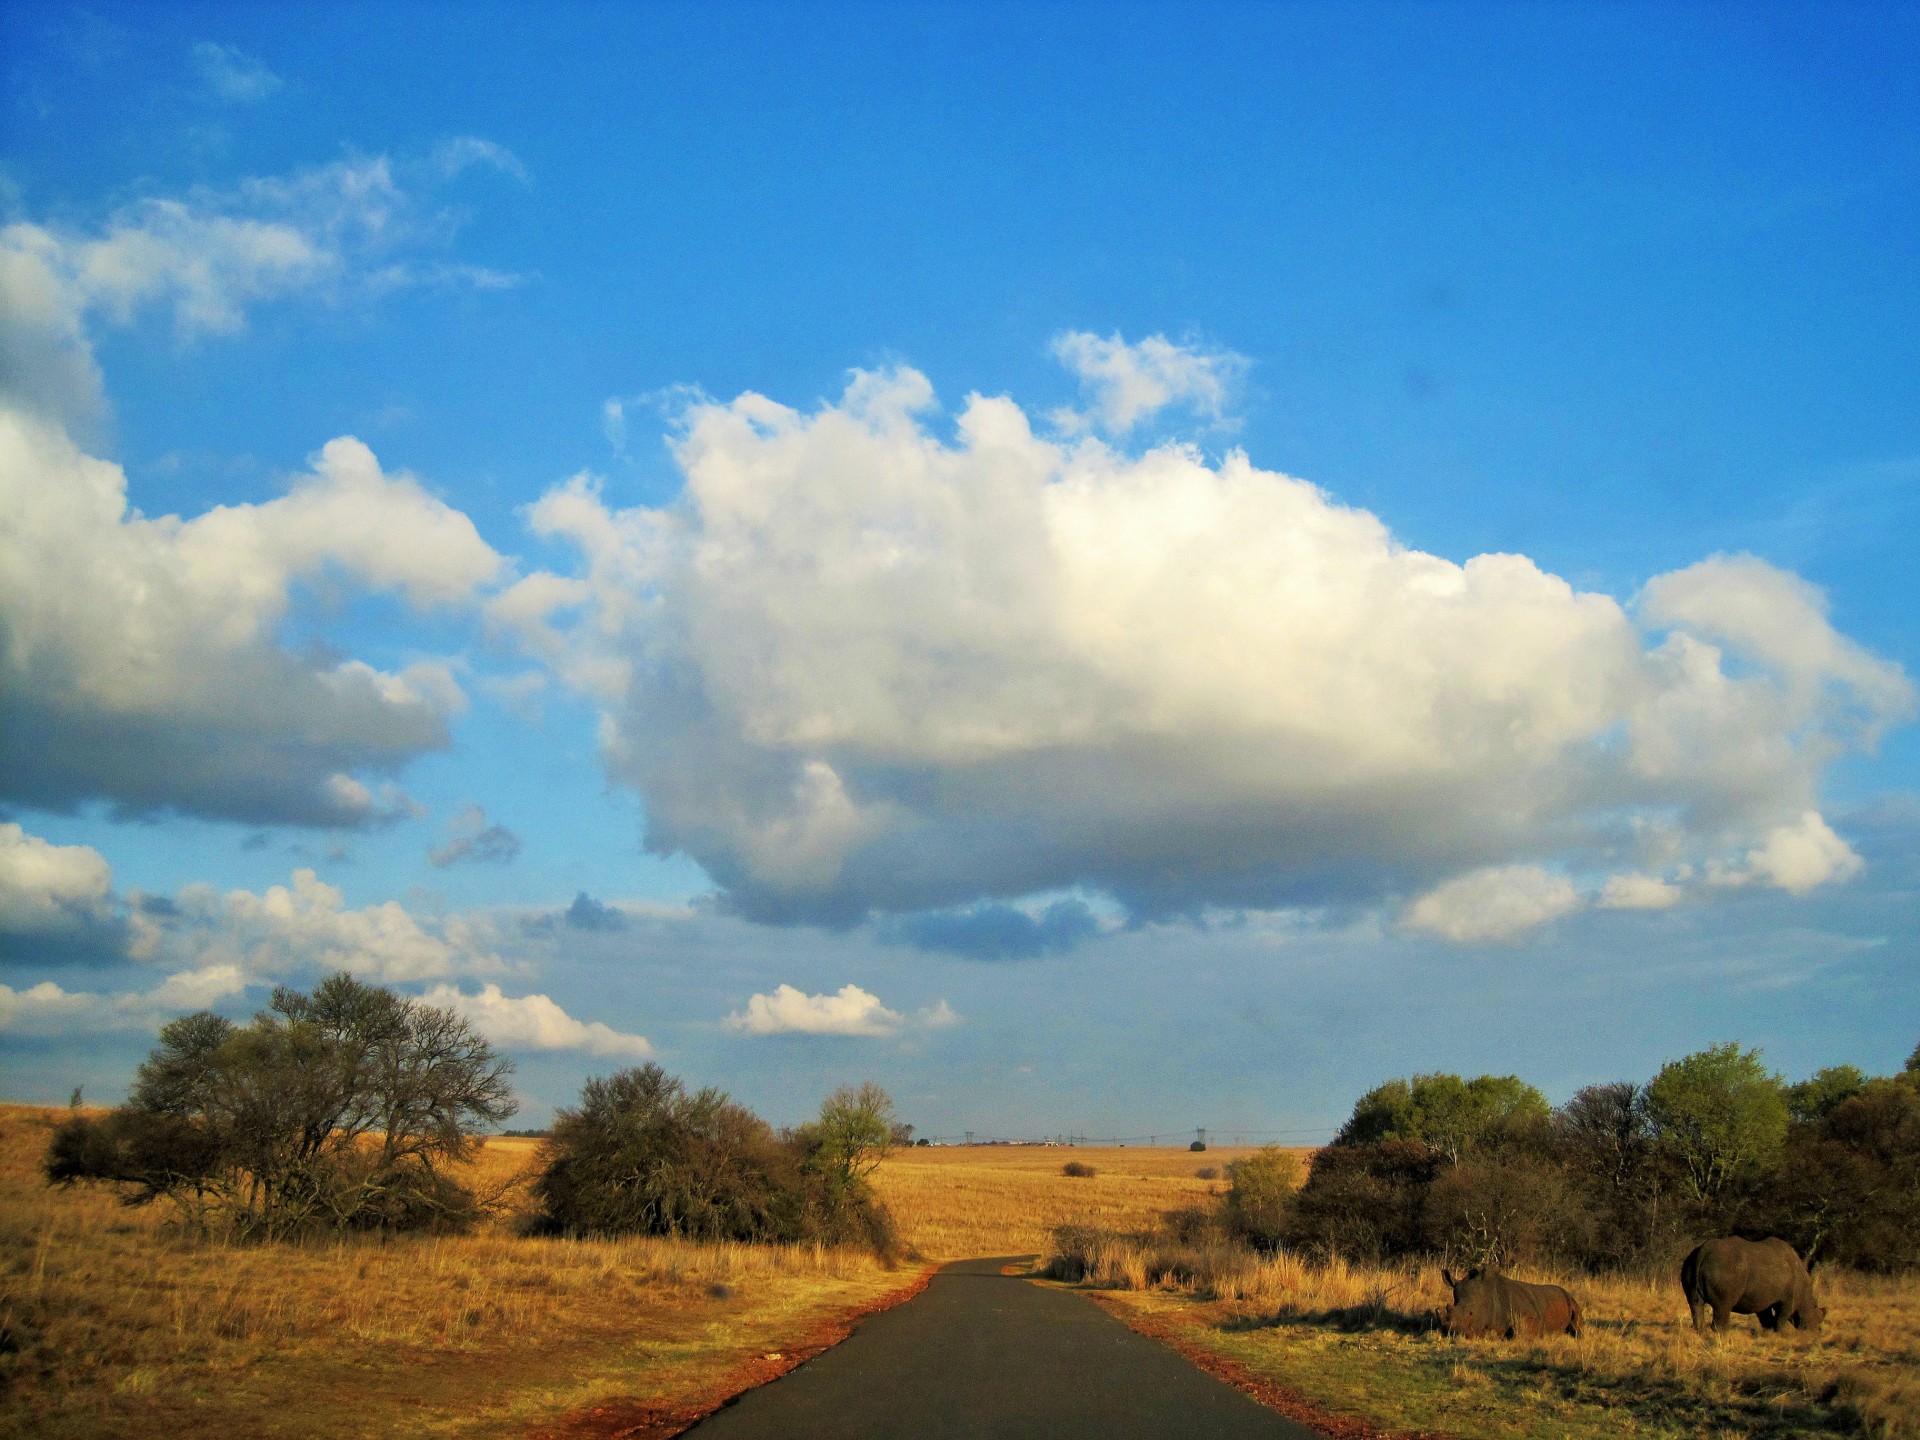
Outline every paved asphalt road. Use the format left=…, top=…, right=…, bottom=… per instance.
left=685, top=1257, right=1327, bottom=1439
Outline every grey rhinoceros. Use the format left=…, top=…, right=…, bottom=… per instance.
left=1680, top=1236, right=1824, bottom=1334
left=1439, top=1267, right=1582, bottom=1339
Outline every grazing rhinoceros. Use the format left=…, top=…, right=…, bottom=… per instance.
left=1680, top=1236, right=1824, bottom=1335
left=1439, top=1267, right=1582, bottom=1339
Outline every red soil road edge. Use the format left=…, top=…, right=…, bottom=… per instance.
left=527, top=1265, right=938, bottom=1440
left=1084, top=1294, right=1462, bottom=1440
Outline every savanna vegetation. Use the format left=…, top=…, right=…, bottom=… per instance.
left=16, top=988, right=1920, bottom=1440
left=534, top=1066, right=900, bottom=1254
left=46, top=974, right=515, bottom=1239
left=6, top=975, right=926, bottom=1439
left=1039, top=1041, right=1920, bottom=1439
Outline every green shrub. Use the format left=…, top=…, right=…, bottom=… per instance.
left=1063, top=1160, right=1096, bottom=1177
left=1221, top=1145, right=1301, bottom=1251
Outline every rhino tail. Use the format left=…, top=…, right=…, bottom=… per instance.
left=1680, top=1246, right=1701, bottom=1305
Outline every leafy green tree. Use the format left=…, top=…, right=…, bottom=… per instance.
left=1786, top=1065, right=1868, bottom=1124
left=1221, top=1146, right=1301, bottom=1251
left=46, top=974, right=515, bottom=1237
left=1644, top=1043, right=1788, bottom=1207
left=1762, top=1078, right=1920, bottom=1269
left=796, top=1082, right=896, bottom=1194
left=1334, top=1073, right=1550, bottom=1161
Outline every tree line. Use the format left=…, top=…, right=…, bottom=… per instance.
left=47, top=974, right=902, bottom=1254
left=1241, top=1042, right=1920, bottom=1273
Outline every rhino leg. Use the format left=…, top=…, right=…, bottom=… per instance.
left=1711, top=1303, right=1732, bottom=1332
left=1689, top=1298, right=1709, bottom=1334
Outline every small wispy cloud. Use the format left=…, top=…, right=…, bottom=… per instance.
left=429, top=804, right=522, bottom=868
left=1049, top=330, right=1248, bottom=436
left=188, top=41, right=283, bottom=104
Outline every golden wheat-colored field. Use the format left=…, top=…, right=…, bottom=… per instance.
left=13, top=1105, right=1918, bottom=1440
left=0, top=1107, right=917, bottom=1440
left=872, top=1143, right=1304, bottom=1259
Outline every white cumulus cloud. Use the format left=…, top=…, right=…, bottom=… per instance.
left=727, top=983, right=907, bottom=1037
left=0, top=963, right=248, bottom=1035
left=0, top=417, right=500, bottom=824
left=419, top=982, right=652, bottom=1058
left=0, top=823, right=114, bottom=934
left=1404, top=865, right=1583, bottom=943
left=501, top=364, right=1909, bottom=931
left=166, top=868, right=505, bottom=984
left=1726, top=811, right=1864, bottom=895
left=0, top=154, right=520, bottom=826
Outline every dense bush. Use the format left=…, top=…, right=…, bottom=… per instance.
left=45, top=974, right=514, bottom=1238
left=1284, top=1140, right=1446, bottom=1261
left=1423, top=1154, right=1592, bottom=1269
left=1063, top=1160, right=1097, bottom=1177
left=1278, top=1043, right=1920, bottom=1274
left=533, top=1065, right=900, bottom=1255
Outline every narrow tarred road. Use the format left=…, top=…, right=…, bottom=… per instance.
left=684, top=1257, right=1325, bottom=1439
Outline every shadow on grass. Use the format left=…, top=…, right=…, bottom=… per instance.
left=1224, top=1300, right=1438, bottom=1335
left=1220, top=1307, right=1856, bottom=1438
left=1458, top=1346, right=1853, bottom=1439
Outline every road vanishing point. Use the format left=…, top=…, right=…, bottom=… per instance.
left=685, top=1257, right=1326, bottom=1439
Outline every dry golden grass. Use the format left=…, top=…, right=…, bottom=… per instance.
left=1049, top=1234, right=1920, bottom=1439
left=871, top=1143, right=1307, bottom=1259
left=0, top=1106, right=919, bottom=1440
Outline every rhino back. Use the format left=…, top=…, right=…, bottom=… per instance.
left=1505, top=1277, right=1574, bottom=1331
left=1696, top=1236, right=1805, bottom=1311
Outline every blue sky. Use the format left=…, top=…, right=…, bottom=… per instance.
left=2, top=2, right=1916, bottom=1137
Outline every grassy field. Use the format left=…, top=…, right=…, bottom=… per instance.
left=13, top=1113, right=1918, bottom=1440
left=0, top=1106, right=925, bottom=1440
left=1041, top=1233, right=1920, bottom=1439
left=871, top=1142, right=1301, bottom=1259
